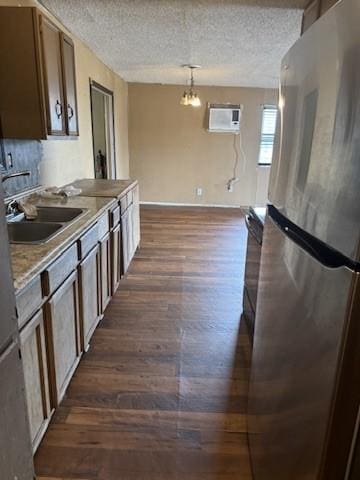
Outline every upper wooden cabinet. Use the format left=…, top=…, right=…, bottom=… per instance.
left=0, top=7, right=79, bottom=139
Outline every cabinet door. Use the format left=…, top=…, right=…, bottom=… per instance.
left=111, top=224, right=121, bottom=294
left=132, top=184, right=141, bottom=250
left=128, top=204, right=135, bottom=260
left=121, top=210, right=130, bottom=275
left=0, top=7, right=47, bottom=139
left=61, top=34, right=78, bottom=136
left=45, top=271, right=81, bottom=407
left=100, top=233, right=111, bottom=313
left=79, top=246, right=100, bottom=351
left=40, top=15, right=66, bottom=135
left=20, top=309, right=51, bottom=452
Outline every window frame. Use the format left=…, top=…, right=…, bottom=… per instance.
left=258, top=104, right=278, bottom=167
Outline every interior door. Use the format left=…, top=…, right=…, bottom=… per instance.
left=61, top=34, right=78, bottom=135
left=40, top=15, right=66, bottom=135
left=90, top=82, right=116, bottom=179
left=248, top=213, right=356, bottom=480
left=269, top=0, right=360, bottom=261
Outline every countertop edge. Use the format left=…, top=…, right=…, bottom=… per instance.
left=69, top=178, right=138, bottom=200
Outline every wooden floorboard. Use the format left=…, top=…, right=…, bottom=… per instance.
left=35, top=205, right=252, bottom=480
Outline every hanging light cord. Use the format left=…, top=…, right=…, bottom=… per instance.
left=239, top=130, right=247, bottom=173
left=190, top=68, right=194, bottom=93
left=228, top=131, right=246, bottom=190
left=232, top=133, right=239, bottom=179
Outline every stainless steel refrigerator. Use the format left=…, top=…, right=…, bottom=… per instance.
left=0, top=176, right=34, bottom=476
left=247, top=0, right=360, bottom=479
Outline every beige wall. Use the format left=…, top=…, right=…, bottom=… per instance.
left=129, top=83, right=277, bottom=207
left=0, top=0, right=129, bottom=186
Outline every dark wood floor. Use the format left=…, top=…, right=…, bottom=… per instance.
left=35, top=205, right=252, bottom=480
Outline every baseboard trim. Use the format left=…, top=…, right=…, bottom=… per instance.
left=140, top=201, right=246, bottom=209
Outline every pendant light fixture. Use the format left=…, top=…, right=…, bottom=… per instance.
left=180, top=65, right=201, bottom=107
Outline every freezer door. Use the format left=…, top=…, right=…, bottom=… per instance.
left=248, top=214, right=356, bottom=480
left=0, top=342, right=34, bottom=479
left=0, top=184, right=17, bottom=352
left=269, top=0, right=360, bottom=262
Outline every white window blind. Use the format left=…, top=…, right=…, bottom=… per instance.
left=258, top=105, right=278, bottom=165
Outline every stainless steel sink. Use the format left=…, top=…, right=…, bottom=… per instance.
left=8, top=222, right=63, bottom=244
left=30, top=206, right=85, bottom=223
left=6, top=206, right=87, bottom=244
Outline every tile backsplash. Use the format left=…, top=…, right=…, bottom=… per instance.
left=1, top=139, right=42, bottom=198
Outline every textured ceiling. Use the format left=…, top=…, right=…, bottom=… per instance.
left=40, top=0, right=306, bottom=88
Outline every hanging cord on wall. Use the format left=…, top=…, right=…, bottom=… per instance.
left=227, top=131, right=246, bottom=191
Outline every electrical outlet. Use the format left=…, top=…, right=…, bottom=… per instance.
left=196, top=187, right=203, bottom=196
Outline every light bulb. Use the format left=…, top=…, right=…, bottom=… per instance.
left=191, top=94, right=201, bottom=107
left=180, top=92, right=189, bottom=106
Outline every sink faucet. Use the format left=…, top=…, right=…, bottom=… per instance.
left=2, top=170, right=31, bottom=183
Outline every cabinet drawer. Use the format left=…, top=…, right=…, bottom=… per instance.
left=119, top=195, right=128, bottom=214
left=97, top=212, right=110, bottom=240
left=16, top=276, right=43, bottom=330
left=110, top=205, right=120, bottom=228
left=78, top=223, right=98, bottom=259
left=43, top=243, right=78, bottom=296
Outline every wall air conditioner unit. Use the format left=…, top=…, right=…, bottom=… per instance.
left=207, top=103, right=242, bottom=133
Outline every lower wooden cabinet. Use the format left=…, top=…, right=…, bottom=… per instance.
left=45, top=271, right=81, bottom=407
left=20, top=309, right=52, bottom=452
left=15, top=197, right=140, bottom=455
left=111, top=223, right=121, bottom=294
left=99, top=232, right=111, bottom=314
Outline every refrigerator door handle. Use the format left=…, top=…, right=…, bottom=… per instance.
left=268, top=205, right=360, bottom=272
left=283, top=225, right=328, bottom=265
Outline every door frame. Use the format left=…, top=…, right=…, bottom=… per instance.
left=89, top=79, right=116, bottom=179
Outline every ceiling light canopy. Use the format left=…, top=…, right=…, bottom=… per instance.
left=180, top=65, right=201, bottom=107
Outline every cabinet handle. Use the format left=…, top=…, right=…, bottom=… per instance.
left=68, top=104, right=74, bottom=119
left=55, top=100, right=63, bottom=119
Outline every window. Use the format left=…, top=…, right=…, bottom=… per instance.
left=258, top=105, right=278, bottom=166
